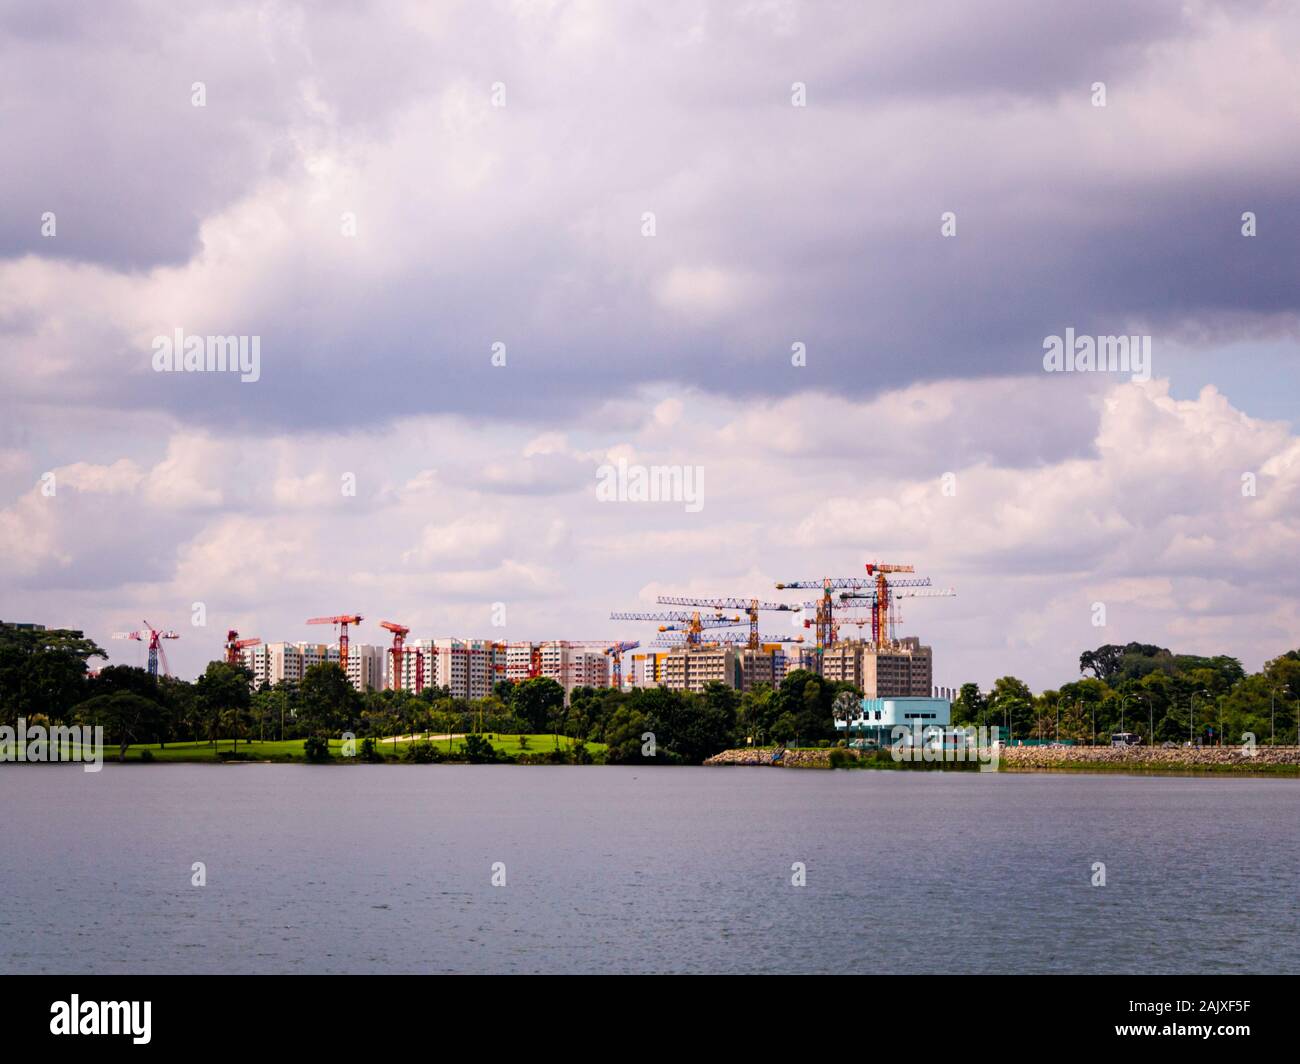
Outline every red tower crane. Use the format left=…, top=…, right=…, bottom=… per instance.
left=833, top=587, right=954, bottom=643
left=414, top=644, right=427, bottom=693
left=379, top=621, right=409, bottom=691
left=863, top=562, right=916, bottom=645
left=306, top=614, right=363, bottom=676
left=376, top=621, right=430, bottom=693
left=224, top=629, right=261, bottom=666
left=112, top=620, right=179, bottom=678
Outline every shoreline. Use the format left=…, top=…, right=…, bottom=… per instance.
left=704, top=744, right=1300, bottom=777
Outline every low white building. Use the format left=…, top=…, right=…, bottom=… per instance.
left=834, top=696, right=951, bottom=745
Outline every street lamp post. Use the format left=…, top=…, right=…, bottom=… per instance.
left=1271, top=685, right=1293, bottom=746
left=1191, top=690, right=1210, bottom=746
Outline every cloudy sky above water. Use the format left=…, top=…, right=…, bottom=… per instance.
left=2, top=0, right=1298, bottom=689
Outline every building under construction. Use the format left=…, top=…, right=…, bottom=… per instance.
left=819, top=636, right=933, bottom=697
left=616, top=560, right=953, bottom=697
left=651, top=644, right=790, bottom=693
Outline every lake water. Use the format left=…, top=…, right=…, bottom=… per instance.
left=1, top=766, right=1296, bottom=974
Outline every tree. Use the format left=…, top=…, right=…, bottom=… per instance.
left=460, top=733, right=498, bottom=763
left=632, top=685, right=734, bottom=764
left=250, top=687, right=281, bottom=743
left=195, top=661, right=252, bottom=751
left=602, top=705, right=650, bottom=764
left=771, top=669, right=842, bottom=745
left=738, top=684, right=775, bottom=745
left=154, top=675, right=191, bottom=747
left=511, top=677, right=565, bottom=734
left=951, top=683, right=987, bottom=726
left=570, top=686, right=626, bottom=741
left=297, top=663, right=359, bottom=739
left=770, top=712, right=798, bottom=745
left=1079, top=642, right=1170, bottom=682
left=220, top=703, right=252, bottom=750
left=72, top=692, right=164, bottom=760
left=988, top=676, right=1035, bottom=740
left=0, top=625, right=106, bottom=726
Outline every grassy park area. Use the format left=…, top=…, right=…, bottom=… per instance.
left=97, top=733, right=604, bottom=763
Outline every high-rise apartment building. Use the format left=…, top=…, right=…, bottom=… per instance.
left=505, top=642, right=535, bottom=684
left=629, top=651, right=666, bottom=688
left=537, top=641, right=610, bottom=696
left=819, top=637, right=933, bottom=698
left=663, top=645, right=738, bottom=692
left=241, top=641, right=385, bottom=693
left=400, top=638, right=502, bottom=700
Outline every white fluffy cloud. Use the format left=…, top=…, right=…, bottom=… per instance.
left=3, top=375, right=1297, bottom=688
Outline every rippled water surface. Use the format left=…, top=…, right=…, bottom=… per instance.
left=2, top=766, right=1296, bottom=973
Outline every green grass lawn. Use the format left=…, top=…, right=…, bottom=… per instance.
left=98, top=733, right=604, bottom=763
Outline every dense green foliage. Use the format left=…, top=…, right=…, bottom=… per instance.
left=953, top=642, right=1300, bottom=745
left=0, top=625, right=106, bottom=725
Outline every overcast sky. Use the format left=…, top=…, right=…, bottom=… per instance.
left=2, top=0, right=1298, bottom=690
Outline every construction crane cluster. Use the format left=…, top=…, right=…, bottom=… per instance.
left=612, top=560, right=954, bottom=658
left=653, top=597, right=800, bottom=649
left=776, top=562, right=954, bottom=651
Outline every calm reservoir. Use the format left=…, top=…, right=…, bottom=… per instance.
left=2, top=766, right=1296, bottom=974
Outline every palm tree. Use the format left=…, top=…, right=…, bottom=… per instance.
left=220, top=704, right=248, bottom=754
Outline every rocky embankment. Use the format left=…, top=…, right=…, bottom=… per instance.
left=999, top=744, right=1300, bottom=771
left=704, top=744, right=1300, bottom=773
left=704, top=747, right=833, bottom=767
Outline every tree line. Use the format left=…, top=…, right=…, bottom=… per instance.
left=953, top=642, right=1300, bottom=745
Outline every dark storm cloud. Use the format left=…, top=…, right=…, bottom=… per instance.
left=2, top=0, right=1297, bottom=434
